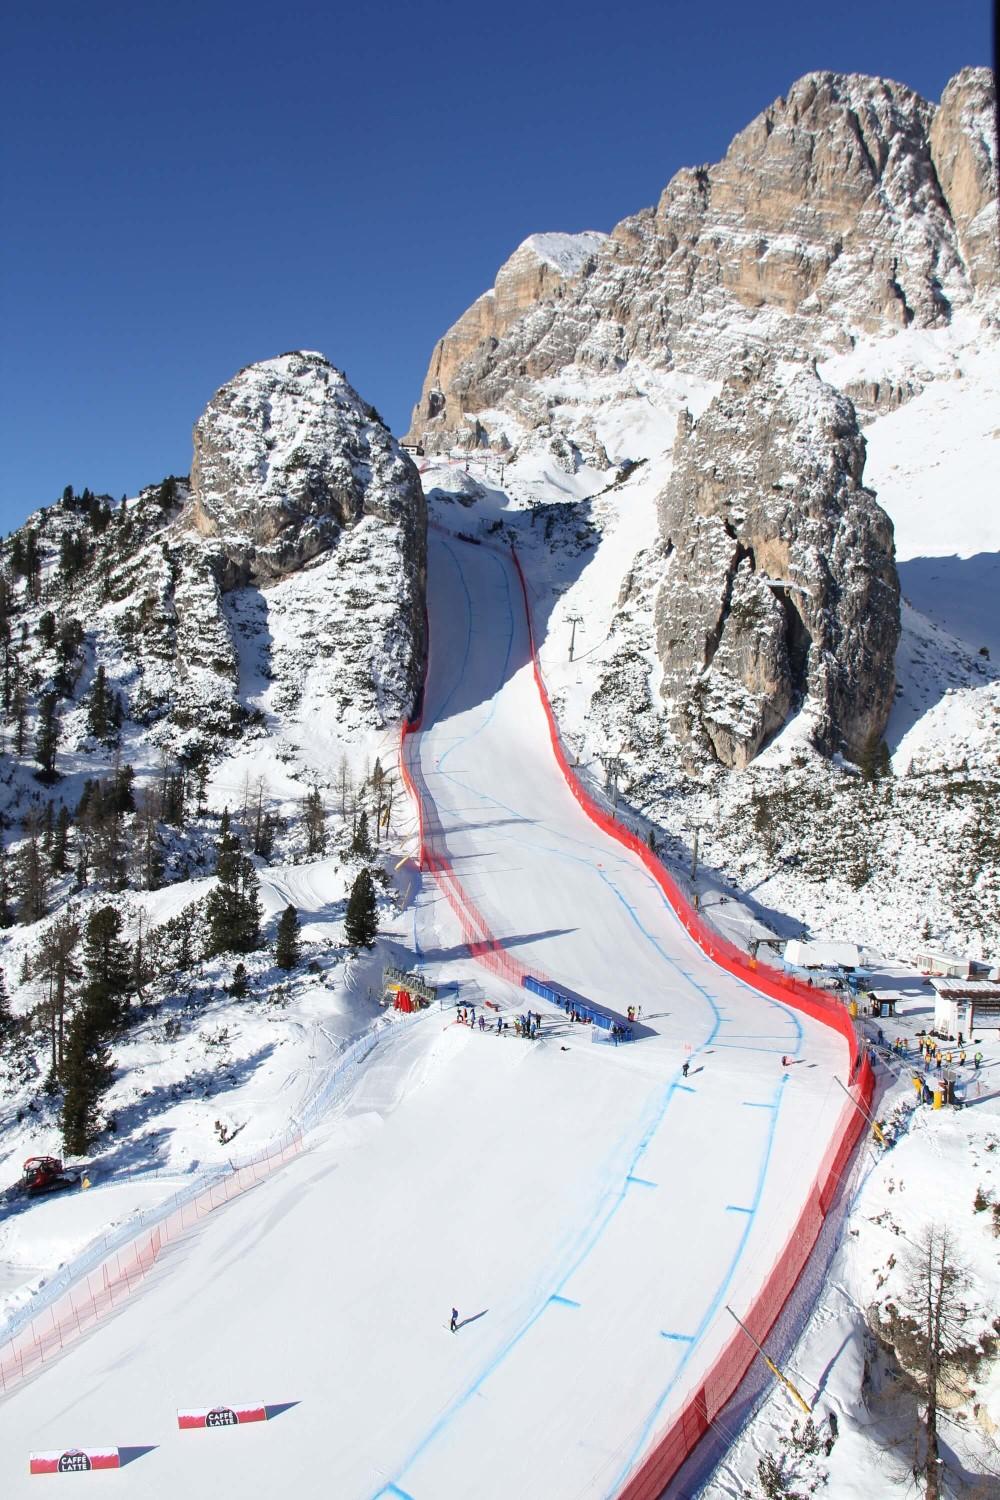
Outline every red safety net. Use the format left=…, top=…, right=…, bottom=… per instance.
left=396, top=536, right=874, bottom=1498
left=0, top=1132, right=304, bottom=1397
left=502, top=546, right=875, bottom=1497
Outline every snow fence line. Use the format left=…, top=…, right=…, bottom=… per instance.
left=400, top=533, right=875, bottom=1497
left=505, top=545, right=876, bottom=1498
left=0, top=1017, right=414, bottom=1397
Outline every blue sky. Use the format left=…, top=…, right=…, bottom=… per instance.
left=0, top=0, right=992, bottom=531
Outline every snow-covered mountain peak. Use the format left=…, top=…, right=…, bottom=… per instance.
left=408, top=67, right=997, bottom=454
left=187, top=351, right=424, bottom=585
left=517, top=231, right=609, bottom=277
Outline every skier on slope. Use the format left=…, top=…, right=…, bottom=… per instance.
left=450, top=1308, right=459, bottom=1333
left=682, top=1060, right=690, bottom=1078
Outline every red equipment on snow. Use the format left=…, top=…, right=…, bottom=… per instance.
left=18, top=1156, right=80, bottom=1197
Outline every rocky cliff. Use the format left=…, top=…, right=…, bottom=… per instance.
left=407, top=66, right=995, bottom=769
left=408, top=68, right=997, bottom=450
left=654, top=358, right=899, bottom=767
left=190, top=351, right=426, bottom=590
left=179, top=352, right=427, bottom=748
left=407, top=232, right=608, bottom=445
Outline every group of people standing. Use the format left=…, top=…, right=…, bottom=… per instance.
left=456, top=1005, right=542, bottom=1040
left=912, top=1032, right=984, bottom=1071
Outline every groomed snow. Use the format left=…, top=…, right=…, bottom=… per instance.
left=0, top=531, right=853, bottom=1498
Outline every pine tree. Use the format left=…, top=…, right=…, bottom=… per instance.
left=157, top=476, right=178, bottom=511
left=17, top=824, right=47, bottom=924
left=303, top=786, right=327, bottom=856
left=86, top=664, right=110, bottom=741
left=37, top=611, right=56, bottom=650
left=58, top=529, right=86, bottom=583
left=344, top=869, right=378, bottom=949
left=251, top=779, right=273, bottom=856
left=60, top=1001, right=115, bottom=1156
left=49, top=805, right=71, bottom=876
left=275, top=905, right=301, bottom=970
left=80, top=904, right=132, bottom=1032
left=858, top=731, right=891, bottom=784
left=11, top=677, right=27, bottom=755
left=36, top=912, right=81, bottom=1074
left=0, top=965, right=13, bottom=1037
left=133, top=796, right=162, bottom=891
left=336, top=755, right=353, bottom=816
left=351, top=809, right=373, bottom=859
left=24, top=530, right=42, bottom=602
left=35, top=691, right=60, bottom=782
left=0, top=842, right=13, bottom=927
left=54, top=617, right=84, bottom=695
left=162, top=771, right=185, bottom=826
left=205, top=831, right=262, bottom=956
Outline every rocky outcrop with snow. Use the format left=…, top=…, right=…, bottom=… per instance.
left=929, top=67, right=999, bottom=293
left=189, top=351, right=426, bottom=589
left=655, top=357, right=899, bottom=767
left=0, top=352, right=427, bottom=778
left=407, top=231, right=608, bottom=446
left=408, top=69, right=997, bottom=452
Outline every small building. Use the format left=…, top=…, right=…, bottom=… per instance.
left=915, top=949, right=973, bottom=978
left=784, top=939, right=862, bottom=970
left=400, top=441, right=425, bottom=457
left=932, top=977, right=1000, bottom=1036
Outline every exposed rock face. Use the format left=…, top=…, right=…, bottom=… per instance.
left=406, top=233, right=607, bottom=444
left=190, top=351, right=426, bottom=588
left=655, top=358, right=900, bottom=767
left=411, top=69, right=997, bottom=452
left=929, top=67, right=999, bottom=292
left=183, top=352, right=427, bottom=720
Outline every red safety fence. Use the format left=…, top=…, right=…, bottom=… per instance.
left=399, top=702, right=535, bottom=989
left=0, top=1132, right=303, bottom=1398
left=508, top=545, right=866, bottom=1081
left=502, top=545, right=875, bottom=1497
left=396, top=533, right=875, bottom=1496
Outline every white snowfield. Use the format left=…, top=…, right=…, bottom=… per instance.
left=0, top=533, right=851, bottom=1499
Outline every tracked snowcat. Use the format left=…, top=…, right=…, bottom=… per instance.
left=15, top=1156, right=80, bottom=1197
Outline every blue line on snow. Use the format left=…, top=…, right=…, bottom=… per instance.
left=626, top=1176, right=658, bottom=1189
left=726, top=1205, right=753, bottom=1215
left=394, top=542, right=811, bottom=1499
left=606, top=1075, right=789, bottom=1497
left=549, top=1294, right=582, bottom=1308
left=660, top=1331, right=695, bottom=1343
left=743, top=1099, right=779, bottom=1109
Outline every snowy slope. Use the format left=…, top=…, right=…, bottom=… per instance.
left=0, top=530, right=851, bottom=1500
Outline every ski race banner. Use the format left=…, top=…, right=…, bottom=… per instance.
left=177, top=1403, right=267, bottom=1429
left=29, top=1448, right=120, bottom=1474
